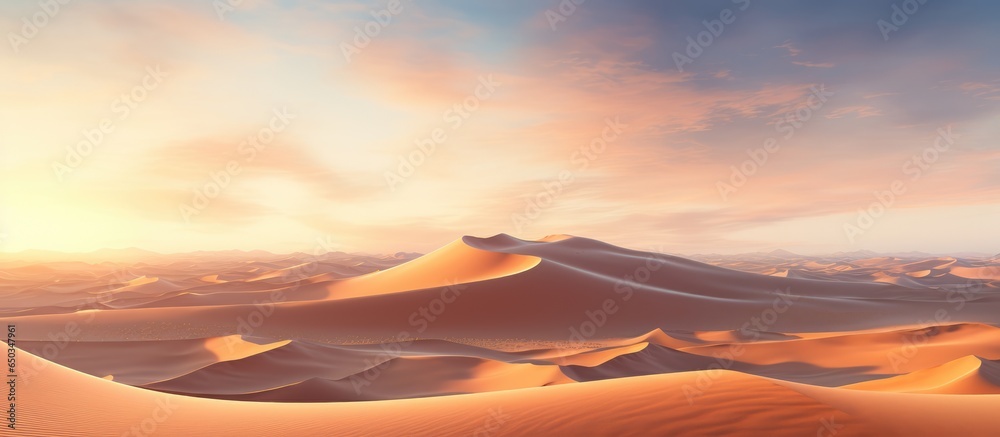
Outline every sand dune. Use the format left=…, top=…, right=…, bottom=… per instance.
left=16, top=349, right=1000, bottom=436
left=323, top=237, right=542, bottom=300
left=6, top=234, right=1000, bottom=435
left=9, top=235, right=1000, bottom=342
left=845, top=355, right=1000, bottom=394
left=147, top=355, right=573, bottom=402
left=677, top=323, right=1000, bottom=384
left=561, top=342, right=718, bottom=381
left=18, top=336, right=289, bottom=385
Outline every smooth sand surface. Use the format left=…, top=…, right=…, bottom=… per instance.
left=15, top=348, right=1000, bottom=436
left=4, top=234, right=1000, bottom=435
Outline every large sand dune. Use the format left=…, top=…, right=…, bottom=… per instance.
left=4, top=234, right=1000, bottom=435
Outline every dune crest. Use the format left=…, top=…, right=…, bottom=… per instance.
left=19, top=348, right=1000, bottom=436
left=845, top=355, right=1000, bottom=394
left=7, top=234, right=1000, bottom=435
left=323, top=236, right=542, bottom=300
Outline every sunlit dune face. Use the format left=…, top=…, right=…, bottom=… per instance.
left=845, top=355, right=1000, bottom=395
left=6, top=235, right=1000, bottom=435
left=203, top=336, right=291, bottom=363
left=4, top=1, right=1000, bottom=436
left=324, top=238, right=542, bottom=299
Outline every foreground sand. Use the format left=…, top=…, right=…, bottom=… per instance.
left=15, top=348, right=1000, bottom=437
left=4, top=234, right=1000, bottom=435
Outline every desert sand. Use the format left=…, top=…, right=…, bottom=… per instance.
left=4, top=234, right=1000, bottom=435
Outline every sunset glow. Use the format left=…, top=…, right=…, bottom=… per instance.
left=1, top=0, right=998, bottom=255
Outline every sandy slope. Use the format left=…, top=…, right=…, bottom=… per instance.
left=844, top=355, right=1000, bottom=394
left=15, top=349, right=1000, bottom=436
left=323, top=238, right=541, bottom=299
left=5, top=234, right=1000, bottom=435
left=9, top=235, right=1000, bottom=344
left=17, top=336, right=288, bottom=385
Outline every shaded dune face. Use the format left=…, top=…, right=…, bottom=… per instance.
left=5, top=234, right=1000, bottom=435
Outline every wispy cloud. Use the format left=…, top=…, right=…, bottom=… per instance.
left=792, top=61, right=835, bottom=68
left=1, top=0, right=999, bottom=254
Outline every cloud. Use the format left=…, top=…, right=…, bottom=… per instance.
left=3, top=0, right=1000, bottom=254
left=958, top=81, right=1000, bottom=101
left=792, top=61, right=835, bottom=68
left=775, top=41, right=802, bottom=57
left=825, top=105, right=883, bottom=119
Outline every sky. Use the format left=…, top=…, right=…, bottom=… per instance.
left=1, top=0, right=998, bottom=256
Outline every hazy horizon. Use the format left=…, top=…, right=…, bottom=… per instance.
left=1, top=233, right=995, bottom=260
